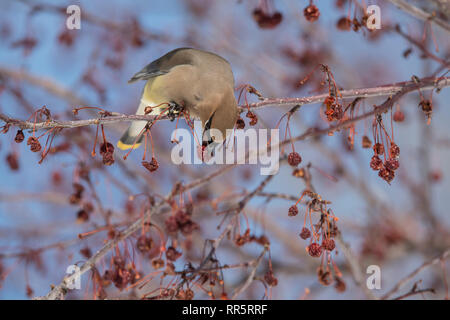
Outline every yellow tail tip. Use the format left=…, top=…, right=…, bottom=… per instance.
left=117, top=140, right=142, bottom=150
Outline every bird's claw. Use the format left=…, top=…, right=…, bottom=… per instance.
left=167, top=102, right=183, bottom=121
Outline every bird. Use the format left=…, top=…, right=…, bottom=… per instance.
left=117, top=48, right=238, bottom=151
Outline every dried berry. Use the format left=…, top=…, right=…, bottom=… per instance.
left=73, top=183, right=84, bottom=195
left=80, top=247, right=92, bottom=259
left=393, top=110, right=405, bottom=122
left=300, top=227, right=311, bottom=240
left=100, top=142, right=115, bottom=166
left=236, top=117, right=245, bottom=129
left=142, top=157, right=158, bottom=172
left=175, top=210, right=190, bottom=225
left=100, top=142, right=114, bottom=155
left=419, top=99, right=432, bottom=113
left=136, top=235, right=153, bottom=253
left=324, top=103, right=344, bottom=121
left=246, top=111, right=258, bottom=126
left=27, top=136, right=41, bottom=152
left=76, top=209, right=89, bottom=223
left=14, top=130, right=24, bottom=143
left=165, top=215, right=178, bottom=234
left=51, top=171, right=63, bottom=186
left=253, top=9, right=283, bottom=29
left=293, top=168, right=305, bottom=178
left=185, top=288, right=194, bottom=300
left=317, top=267, right=332, bottom=286
left=304, top=4, right=320, bottom=22
left=373, top=143, right=384, bottom=155
left=288, top=205, right=299, bottom=216
left=113, top=256, right=126, bottom=269
left=389, top=143, right=400, bottom=158
left=378, top=167, right=395, bottom=183
left=321, top=238, right=335, bottom=251
left=58, top=29, right=75, bottom=46
left=246, top=111, right=255, bottom=119
left=264, top=270, right=278, bottom=286
left=385, top=158, right=399, bottom=171
left=370, top=155, right=383, bottom=170
left=6, top=153, right=19, bottom=170
left=362, top=135, right=372, bottom=148
left=334, top=276, right=346, bottom=292
left=235, top=229, right=251, bottom=246
left=69, top=193, right=81, bottom=205
left=152, top=258, right=165, bottom=270
left=166, top=246, right=182, bottom=261
left=288, top=152, right=302, bottom=166
left=102, top=152, right=114, bottom=165
left=336, top=17, right=351, bottom=31
left=26, top=285, right=34, bottom=298
left=307, top=242, right=322, bottom=257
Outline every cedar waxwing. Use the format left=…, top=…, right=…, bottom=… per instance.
left=117, top=48, right=238, bottom=150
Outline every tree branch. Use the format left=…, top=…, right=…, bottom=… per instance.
left=381, top=248, right=450, bottom=299
left=1, top=76, right=448, bottom=131
left=387, top=0, right=450, bottom=33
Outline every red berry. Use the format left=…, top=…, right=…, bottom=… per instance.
left=336, top=17, right=351, bottom=31
left=370, top=155, right=383, bottom=170
left=379, top=167, right=395, bottom=183
left=142, top=157, right=158, bottom=172
left=304, top=4, right=320, bottom=22
left=236, top=117, right=245, bottom=129
left=373, top=143, right=384, bottom=155
left=389, top=143, right=400, bottom=158
left=288, top=152, right=302, bottom=166
left=14, top=130, right=24, bottom=143
left=288, top=205, right=299, bottom=216
left=300, top=227, right=311, bottom=240
left=321, top=238, right=335, bottom=251
left=393, top=111, right=405, bottom=122
left=307, top=242, right=322, bottom=257
left=362, top=135, right=372, bottom=148
left=166, top=246, right=182, bottom=261
left=136, top=235, right=153, bottom=253
left=264, top=270, right=278, bottom=286
left=27, top=136, right=41, bottom=152
left=385, top=158, right=400, bottom=171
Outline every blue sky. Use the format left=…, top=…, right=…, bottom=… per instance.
left=0, top=0, right=449, bottom=299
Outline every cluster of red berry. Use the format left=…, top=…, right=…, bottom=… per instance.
left=370, top=115, right=400, bottom=184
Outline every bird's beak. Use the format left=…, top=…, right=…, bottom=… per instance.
left=202, top=112, right=215, bottom=146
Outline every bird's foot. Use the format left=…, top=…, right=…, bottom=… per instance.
left=167, top=101, right=184, bottom=121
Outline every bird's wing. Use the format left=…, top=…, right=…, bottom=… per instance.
left=128, top=48, right=194, bottom=83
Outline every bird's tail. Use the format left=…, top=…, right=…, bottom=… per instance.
left=117, top=125, right=146, bottom=150
left=117, top=99, right=162, bottom=150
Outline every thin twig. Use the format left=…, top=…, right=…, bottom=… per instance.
left=231, top=246, right=268, bottom=299
left=382, top=248, right=450, bottom=299
left=387, top=0, right=450, bottom=33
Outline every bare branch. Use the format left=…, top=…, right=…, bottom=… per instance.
left=382, top=248, right=450, bottom=299
left=1, top=76, right=448, bottom=132
left=231, top=247, right=268, bottom=299
left=387, top=0, right=450, bottom=33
